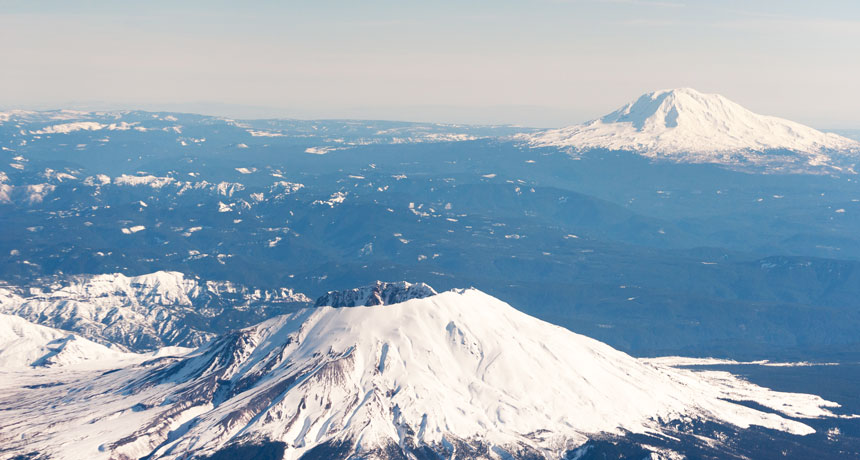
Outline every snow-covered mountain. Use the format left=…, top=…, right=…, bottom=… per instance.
left=522, top=88, right=860, bottom=173
left=0, top=313, right=132, bottom=368
left=0, top=271, right=311, bottom=351
left=0, top=287, right=846, bottom=460
left=0, top=313, right=190, bottom=369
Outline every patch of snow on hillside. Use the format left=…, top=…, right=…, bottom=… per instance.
left=25, top=184, right=56, bottom=204
left=0, top=184, right=12, bottom=203
left=248, top=129, right=284, bottom=137
left=313, top=191, right=347, bottom=207
left=270, top=181, right=304, bottom=194
left=115, top=174, right=175, bottom=188
left=121, top=225, right=145, bottom=234
left=29, top=122, right=105, bottom=135
left=305, top=146, right=339, bottom=154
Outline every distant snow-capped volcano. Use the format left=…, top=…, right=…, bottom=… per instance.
left=0, top=286, right=846, bottom=460
left=522, top=88, right=860, bottom=172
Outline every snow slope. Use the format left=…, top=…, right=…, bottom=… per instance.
left=522, top=88, right=860, bottom=172
left=0, top=288, right=846, bottom=460
left=0, top=313, right=132, bottom=368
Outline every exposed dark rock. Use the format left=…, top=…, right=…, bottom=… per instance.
left=299, top=438, right=353, bottom=460
left=315, top=281, right=437, bottom=308
left=197, top=441, right=287, bottom=460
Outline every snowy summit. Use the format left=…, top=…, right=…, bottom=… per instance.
left=523, top=88, right=860, bottom=172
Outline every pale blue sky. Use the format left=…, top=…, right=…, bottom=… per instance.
left=1, top=1, right=859, bottom=127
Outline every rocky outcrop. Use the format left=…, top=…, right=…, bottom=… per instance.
left=314, top=281, right=437, bottom=308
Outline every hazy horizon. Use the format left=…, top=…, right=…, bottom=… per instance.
left=2, top=1, right=859, bottom=128
left=6, top=97, right=860, bottom=132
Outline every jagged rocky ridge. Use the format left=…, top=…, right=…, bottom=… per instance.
left=0, top=271, right=311, bottom=351
left=314, top=280, right=437, bottom=307
left=0, top=286, right=847, bottom=460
